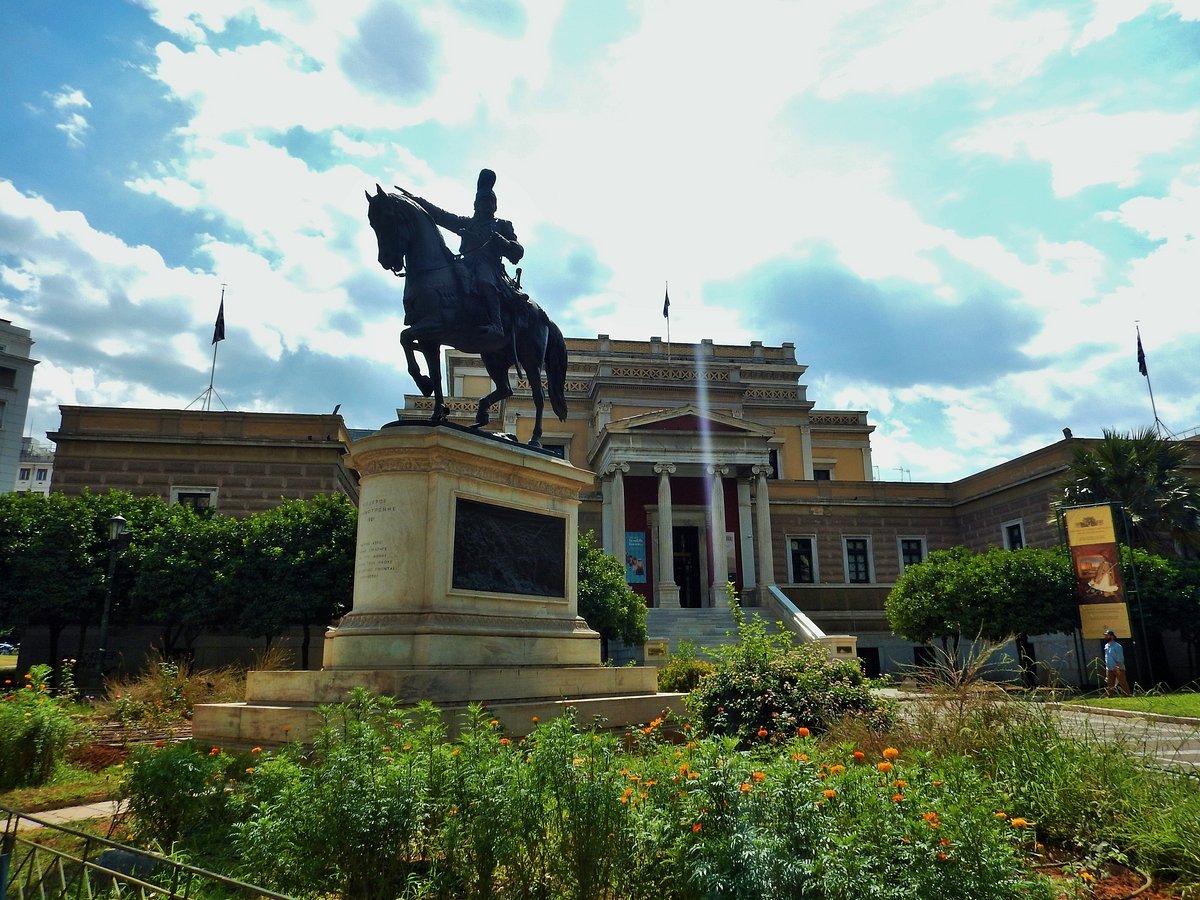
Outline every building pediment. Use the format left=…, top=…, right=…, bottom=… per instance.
left=605, top=405, right=775, bottom=438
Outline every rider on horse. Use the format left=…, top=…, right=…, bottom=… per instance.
left=406, top=169, right=524, bottom=341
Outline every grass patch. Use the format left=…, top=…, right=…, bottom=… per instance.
left=0, top=764, right=120, bottom=813
left=1067, top=692, right=1200, bottom=718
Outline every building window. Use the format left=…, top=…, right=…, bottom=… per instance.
left=540, top=442, right=567, bottom=460
left=768, top=449, right=780, bottom=479
left=19, top=467, right=30, bottom=481
left=1002, top=519, right=1025, bottom=550
left=843, top=536, right=873, bottom=583
left=813, top=468, right=832, bottom=480
left=35, top=469, right=47, bottom=482
left=898, top=536, right=927, bottom=572
left=787, top=535, right=818, bottom=584
left=171, top=486, right=218, bottom=511
left=0, top=367, right=15, bottom=389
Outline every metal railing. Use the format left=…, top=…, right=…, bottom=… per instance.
left=1, top=807, right=293, bottom=900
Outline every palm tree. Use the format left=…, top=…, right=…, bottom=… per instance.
left=1062, top=427, right=1200, bottom=555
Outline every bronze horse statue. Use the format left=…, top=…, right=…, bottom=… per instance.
left=365, top=185, right=568, bottom=446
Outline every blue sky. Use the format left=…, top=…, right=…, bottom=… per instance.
left=2, top=0, right=1198, bottom=481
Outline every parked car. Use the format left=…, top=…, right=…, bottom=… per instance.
left=0, top=642, right=17, bottom=654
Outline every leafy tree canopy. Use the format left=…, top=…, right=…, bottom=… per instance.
left=576, top=530, right=647, bottom=651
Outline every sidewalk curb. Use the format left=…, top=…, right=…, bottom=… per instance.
left=1046, top=702, right=1200, bottom=728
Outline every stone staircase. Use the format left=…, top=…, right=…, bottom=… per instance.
left=644, top=606, right=782, bottom=660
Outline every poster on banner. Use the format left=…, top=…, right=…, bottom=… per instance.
left=624, top=531, right=647, bottom=584
left=1064, top=504, right=1132, bottom=639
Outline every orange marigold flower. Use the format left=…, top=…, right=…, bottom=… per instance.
left=252, top=747, right=262, bottom=754
left=751, top=771, right=766, bottom=782
left=619, top=796, right=629, bottom=804
left=877, top=761, right=893, bottom=773
left=937, top=852, right=948, bottom=861
left=499, top=738, right=511, bottom=745
left=245, top=767, right=255, bottom=774
left=738, top=782, right=752, bottom=793
left=1080, top=871, right=1095, bottom=883
left=757, top=728, right=768, bottom=738
left=823, top=789, right=837, bottom=799
left=797, top=727, right=811, bottom=738
left=209, top=747, right=220, bottom=756
left=852, top=750, right=866, bottom=761
left=882, top=747, right=900, bottom=760
left=940, top=838, right=952, bottom=847
left=451, top=748, right=461, bottom=756
left=994, top=812, right=1008, bottom=819
left=489, top=719, right=499, bottom=727
left=531, top=715, right=539, bottom=723
left=893, top=779, right=907, bottom=788
left=892, top=794, right=905, bottom=803
left=687, top=771, right=698, bottom=779
left=1010, top=817, right=1030, bottom=828
left=692, top=822, right=702, bottom=832
left=620, top=768, right=630, bottom=775
left=922, top=812, right=939, bottom=822
left=154, top=740, right=165, bottom=748
left=932, top=780, right=944, bottom=786
left=830, top=764, right=845, bottom=776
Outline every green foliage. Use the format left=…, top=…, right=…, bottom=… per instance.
left=657, top=640, right=716, bottom=692
left=121, top=739, right=239, bottom=851
left=886, top=546, right=1075, bottom=644
left=0, top=664, right=77, bottom=790
left=234, top=495, right=356, bottom=663
left=1062, top=427, right=1200, bottom=554
left=577, top=530, right=648, bottom=651
left=130, top=504, right=244, bottom=658
left=687, top=597, right=892, bottom=743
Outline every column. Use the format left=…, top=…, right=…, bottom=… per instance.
left=738, top=478, right=756, bottom=595
left=752, top=464, right=776, bottom=600
left=608, top=462, right=629, bottom=561
left=800, top=425, right=814, bottom=480
left=862, top=445, right=875, bottom=481
left=708, top=464, right=729, bottom=606
left=654, top=462, right=680, bottom=608
left=600, top=475, right=613, bottom=554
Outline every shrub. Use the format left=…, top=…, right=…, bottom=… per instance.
left=0, top=664, right=76, bottom=790
left=120, top=739, right=239, bottom=851
left=104, top=655, right=246, bottom=730
left=687, top=595, right=892, bottom=743
left=657, top=639, right=716, bottom=692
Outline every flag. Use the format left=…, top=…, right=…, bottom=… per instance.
left=1137, top=333, right=1147, bottom=377
left=662, top=285, right=670, bottom=318
left=212, top=298, right=226, bottom=345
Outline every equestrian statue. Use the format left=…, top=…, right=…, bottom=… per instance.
left=365, top=169, right=568, bottom=446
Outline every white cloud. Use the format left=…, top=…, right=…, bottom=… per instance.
left=955, top=106, right=1200, bottom=196
left=45, top=86, right=92, bottom=148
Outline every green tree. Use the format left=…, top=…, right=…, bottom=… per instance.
left=129, top=505, right=244, bottom=663
left=886, top=547, right=1075, bottom=683
left=576, top=530, right=647, bottom=660
left=234, top=495, right=356, bottom=668
left=1062, top=427, right=1200, bottom=555
left=883, top=547, right=975, bottom=647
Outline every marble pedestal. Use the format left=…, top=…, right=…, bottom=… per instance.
left=194, top=424, right=673, bottom=747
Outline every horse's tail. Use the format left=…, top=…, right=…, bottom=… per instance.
left=545, top=317, right=569, bottom=422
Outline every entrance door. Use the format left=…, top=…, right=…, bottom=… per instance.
left=674, top=527, right=702, bottom=608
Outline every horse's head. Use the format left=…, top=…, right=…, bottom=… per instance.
left=365, top=184, right=407, bottom=275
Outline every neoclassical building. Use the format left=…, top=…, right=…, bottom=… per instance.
left=399, top=334, right=1194, bottom=678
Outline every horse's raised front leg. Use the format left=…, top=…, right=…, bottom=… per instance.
left=418, top=342, right=448, bottom=423
left=401, top=328, right=436, bottom=398
left=475, top=352, right=514, bottom=430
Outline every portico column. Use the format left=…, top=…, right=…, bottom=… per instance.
left=752, top=464, right=776, bottom=601
left=738, top=478, right=756, bottom=595
left=608, top=462, right=629, bottom=562
left=654, top=462, right=681, bottom=608
left=708, top=464, right=730, bottom=606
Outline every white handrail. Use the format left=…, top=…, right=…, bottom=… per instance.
left=762, top=585, right=827, bottom=642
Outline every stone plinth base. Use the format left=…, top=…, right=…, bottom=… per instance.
left=195, top=690, right=684, bottom=749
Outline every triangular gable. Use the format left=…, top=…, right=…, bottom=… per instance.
left=606, top=404, right=774, bottom=437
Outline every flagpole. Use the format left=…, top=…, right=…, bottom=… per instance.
left=188, top=284, right=228, bottom=411
left=663, top=281, right=671, bottom=362
left=1136, top=323, right=1163, bottom=437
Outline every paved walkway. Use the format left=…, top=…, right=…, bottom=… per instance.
left=8, top=800, right=125, bottom=832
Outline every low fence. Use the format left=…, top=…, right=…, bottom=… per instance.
left=1, top=807, right=292, bottom=900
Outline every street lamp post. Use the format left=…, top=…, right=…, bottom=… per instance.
left=96, top=514, right=129, bottom=685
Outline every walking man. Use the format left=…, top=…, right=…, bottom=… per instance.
left=1103, top=629, right=1131, bottom=695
